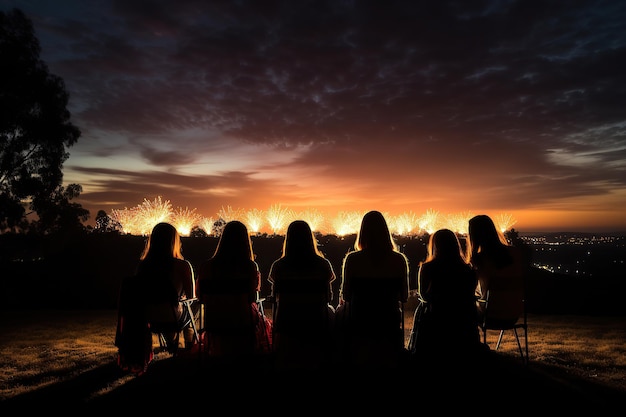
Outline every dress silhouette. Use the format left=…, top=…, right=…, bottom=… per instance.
left=466, top=214, right=526, bottom=322
left=335, top=210, right=410, bottom=369
left=268, top=220, right=336, bottom=370
left=115, top=222, right=196, bottom=375
left=196, top=220, right=272, bottom=360
left=409, top=228, right=482, bottom=363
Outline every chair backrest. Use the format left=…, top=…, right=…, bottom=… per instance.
left=141, top=275, right=186, bottom=333
left=479, top=268, right=529, bottom=363
left=200, top=278, right=255, bottom=331
left=273, top=277, right=330, bottom=333
left=347, top=276, right=404, bottom=330
left=144, top=301, right=183, bottom=330
left=483, top=289, right=524, bottom=329
left=482, top=271, right=526, bottom=329
left=343, top=276, right=406, bottom=369
left=199, top=278, right=262, bottom=359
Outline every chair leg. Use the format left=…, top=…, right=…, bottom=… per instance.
left=156, top=332, right=176, bottom=353
left=513, top=328, right=524, bottom=359
left=509, top=327, right=531, bottom=364
left=169, top=332, right=181, bottom=354
left=520, top=326, right=529, bottom=364
left=185, top=302, right=200, bottom=344
left=495, top=330, right=505, bottom=350
left=158, top=333, right=167, bottom=350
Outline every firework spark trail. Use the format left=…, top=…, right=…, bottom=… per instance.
left=171, top=207, right=202, bottom=236
left=245, top=209, right=265, bottom=234
left=495, top=213, right=517, bottom=233
left=105, top=196, right=517, bottom=237
left=418, top=209, right=441, bottom=235
left=296, top=208, right=325, bottom=233
left=266, top=204, right=292, bottom=235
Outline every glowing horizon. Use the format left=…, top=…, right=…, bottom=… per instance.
left=108, top=196, right=518, bottom=237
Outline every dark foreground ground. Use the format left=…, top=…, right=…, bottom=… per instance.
left=2, top=234, right=625, bottom=412
left=2, top=345, right=625, bottom=413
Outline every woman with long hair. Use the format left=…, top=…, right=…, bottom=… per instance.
left=336, top=210, right=410, bottom=369
left=409, top=228, right=482, bottom=361
left=268, top=220, right=336, bottom=369
left=196, top=220, right=272, bottom=359
left=466, top=214, right=525, bottom=301
left=115, top=222, right=196, bottom=374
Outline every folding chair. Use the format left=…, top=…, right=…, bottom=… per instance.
left=117, top=274, right=199, bottom=361
left=342, top=276, right=405, bottom=369
left=198, top=278, right=270, bottom=369
left=145, top=297, right=200, bottom=355
left=267, top=277, right=333, bottom=371
left=477, top=284, right=529, bottom=364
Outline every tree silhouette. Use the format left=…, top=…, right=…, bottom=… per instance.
left=0, top=9, right=86, bottom=233
left=31, top=183, right=89, bottom=233
left=189, top=225, right=208, bottom=238
left=94, top=209, right=122, bottom=233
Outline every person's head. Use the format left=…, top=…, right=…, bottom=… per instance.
left=213, top=220, right=255, bottom=261
left=140, top=222, right=183, bottom=261
left=282, top=220, right=321, bottom=258
left=425, top=228, right=464, bottom=263
left=466, top=214, right=510, bottom=261
left=355, top=210, right=397, bottom=252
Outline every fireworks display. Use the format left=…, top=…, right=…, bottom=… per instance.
left=106, top=196, right=517, bottom=237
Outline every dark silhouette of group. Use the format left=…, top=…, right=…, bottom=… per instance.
left=115, top=212, right=525, bottom=374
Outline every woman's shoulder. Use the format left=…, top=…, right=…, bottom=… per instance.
left=506, top=245, right=526, bottom=270
left=343, top=249, right=359, bottom=260
left=391, top=250, right=409, bottom=266
left=197, top=258, right=213, bottom=276
left=341, top=250, right=360, bottom=266
left=419, top=260, right=437, bottom=272
left=198, top=257, right=234, bottom=278
left=315, top=256, right=336, bottom=278
left=393, top=249, right=408, bottom=259
left=458, top=261, right=477, bottom=278
left=507, top=245, right=525, bottom=259
left=249, top=258, right=260, bottom=270
left=171, top=258, right=192, bottom=273
left=314, top=254, right=334, bottom=266
left=276, top=255, right=332, bottom=273
left=268, top=257, right=289, bottom=274
left=420, top=259, right=452, bottom=275
left=198, top=257, right=213, bottom=268
left=173, top=258, right=192, bottom=267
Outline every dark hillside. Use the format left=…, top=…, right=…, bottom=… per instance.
left=0, top=233, right=623, bottom=315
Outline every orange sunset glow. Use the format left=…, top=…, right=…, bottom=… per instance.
left=108, top=196, right=522, bottom=236
left=8, top=1, right=625, bottom=234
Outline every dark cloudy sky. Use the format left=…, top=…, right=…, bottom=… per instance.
left=4, top=0, right=626, bottom=233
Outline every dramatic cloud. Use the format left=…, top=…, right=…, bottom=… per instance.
left=7, top=0, right=626, bottom=232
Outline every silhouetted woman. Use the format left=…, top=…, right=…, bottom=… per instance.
left=336, top=210, right=410, bottom=368
left=196, top=220, right=272, bottom=358
left=268, top=220, right=336, bottom=370
left=409, top=229, right=482, bottom=361
left=466, top=214, right=525, bottom=321
left=115, top=222, right=195, bottom=374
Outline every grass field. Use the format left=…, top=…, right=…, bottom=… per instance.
left=1, top=304, right=625, bottom=411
